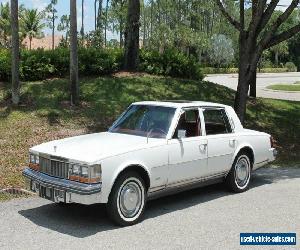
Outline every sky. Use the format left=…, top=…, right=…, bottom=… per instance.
left=0, top=0, right=295, bottom=40
left=0, top=0, right=119, bottom=40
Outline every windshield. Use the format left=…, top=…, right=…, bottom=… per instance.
left=109, top=105, right=176, bottom=138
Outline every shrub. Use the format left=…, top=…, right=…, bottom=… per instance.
left=201, top=67, right=238, bottom=74
left=259, top=68, right=289, bottom=73
left=0, top=47, right=203, bottom=82
left=139, top=49, right=204, bottom=80
left=208, top=34, right=235, bottom=67
left=285, top=62, right=297, bottom=72
left=0, top=49, right=10, bottom=81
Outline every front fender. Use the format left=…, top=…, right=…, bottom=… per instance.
left=101, top=158, right=151, bottom=203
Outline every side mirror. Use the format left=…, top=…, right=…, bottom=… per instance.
left=177, top=129, right=186, bottom=139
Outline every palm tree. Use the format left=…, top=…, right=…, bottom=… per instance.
left=10, top=0, right=20, bottom=105
left=21, top=9, right=45, bottom=50
left=70, top=0, right=79, bottom=105
left=0, top=2, right=10, bottom=48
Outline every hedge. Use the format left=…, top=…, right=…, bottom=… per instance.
left=0, top=48, right=204, bottom=82
left=139, top=49, right=203, bottom=80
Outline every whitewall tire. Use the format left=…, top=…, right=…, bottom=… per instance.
left=225, top=153, right=252, bottom=193
left=107, top=171, right=146, bottom=226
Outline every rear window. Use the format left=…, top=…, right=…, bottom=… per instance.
left=203, top=109, right=232, bottom=135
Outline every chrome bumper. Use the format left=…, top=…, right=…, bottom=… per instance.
left=269, top=148, right=278, bottom=161
left=23, top=168, right=102, bottom=205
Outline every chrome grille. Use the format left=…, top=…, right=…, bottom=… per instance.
left=39, top=155, right=69, bottom=179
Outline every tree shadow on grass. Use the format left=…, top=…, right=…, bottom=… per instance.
left=18, top=167, right=300, bottom=238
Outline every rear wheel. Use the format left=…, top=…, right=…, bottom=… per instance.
left=225, top=152, right=252, bottom=192
left=107, top=171, right=146, bottom=226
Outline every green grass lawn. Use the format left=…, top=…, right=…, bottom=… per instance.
left=267, top=81, right=300, bottom=91
left=0, top=74, right=299, bottom=190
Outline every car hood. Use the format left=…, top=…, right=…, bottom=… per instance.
left=30, top=132, right=164, bottom=164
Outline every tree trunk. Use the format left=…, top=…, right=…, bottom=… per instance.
left=94, top=0, right=97, bottom=30
left=235, top=38, right=260, bottom=123
left=29, top=36, right=32, bottom=50
left=104, top=0, right=109, bottom=47
left=150, top=0, right=153, bottom=38
left=97, top=0, right=103, bottom=30
left=119, top=28, right=123, bottom=48
left=52, top=11, right=55, bottom=50
left=234, top=32, right=249, bottom=124
left=275, top=50, right=279, bottom=66
left=249, top=67, right=257, bottom=98
left=81, top=0, right=84, bottom=40
left=70, top=0, right=79, bottom=105
left=124, top=0, right=140, bottom=71
left=142, top=2, right=146, bottom=47
left=11, top=0, right=20, bottom=105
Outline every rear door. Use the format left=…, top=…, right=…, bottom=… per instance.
left=202, top=108, right=236, bottom=175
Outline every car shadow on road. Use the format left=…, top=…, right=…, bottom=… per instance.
left=18, top=167, right=300, bottom=238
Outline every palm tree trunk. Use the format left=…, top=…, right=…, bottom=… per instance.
left=52, top=11, right=55, bottom=50
left=70, top=0, right=79, bottom=105
left=97, top=0, right=103, bottom=30
left=81, top=0, right=84, bottom=40
left=10, top=0, right=20, bottom=105
left=104, top=0, right=109, bottom=47
left=94, top=0, right=97, bottom=30
left=29, top=36, right=32, bottom=50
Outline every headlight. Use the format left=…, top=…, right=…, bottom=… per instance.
left=29, top=153, right=39, bottom=171
left=69, top=164, right=101, bottom=184
left=69, top=164, right=80, bottom=181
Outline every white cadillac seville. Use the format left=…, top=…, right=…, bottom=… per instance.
left=23, top=101, right=277, bottom=226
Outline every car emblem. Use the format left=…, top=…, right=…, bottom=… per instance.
left=54, top=146, right=57, bottom=152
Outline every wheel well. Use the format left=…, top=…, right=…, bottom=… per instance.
left=116, top=165, right=150, bottom=190
left=239, top=147, right=254, bottom=166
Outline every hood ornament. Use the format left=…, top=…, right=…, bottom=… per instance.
left=54, top=146, right=57, bottom=153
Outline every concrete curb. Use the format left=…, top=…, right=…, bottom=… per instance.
left=0, top=188, right=36, bottom=196
left=262, top=88, right=300, bottom=93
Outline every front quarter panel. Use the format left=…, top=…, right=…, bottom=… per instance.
left=99, top=140, right=169, bottom=203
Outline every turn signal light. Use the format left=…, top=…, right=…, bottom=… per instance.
left=29, top=163, right=40, bottom=171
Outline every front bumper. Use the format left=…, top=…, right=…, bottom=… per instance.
left=23, top=167, right=102, bottom=205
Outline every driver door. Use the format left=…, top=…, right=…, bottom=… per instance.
left=167, top=108, right=208, bottom=187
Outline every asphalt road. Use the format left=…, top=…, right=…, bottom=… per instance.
left=204, top=72, right=300, bottom=101
left=0, top=167, right=299, bottom=250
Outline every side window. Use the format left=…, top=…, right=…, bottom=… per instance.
left=203, top=109, right=232, bottom=135
left=173, top=109, right=201, bottom=138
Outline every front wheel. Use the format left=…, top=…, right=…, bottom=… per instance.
left=225, top=153, right=252, bottom=193
left=107, top=172, right=146, bottom=226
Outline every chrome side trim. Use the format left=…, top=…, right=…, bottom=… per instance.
left=148, top=176, right=224, bottom=200
left=166, top=171, right=228, bottom=189
left=148, top=171, right=227, bottom=200
left=23, top=168, right=101, bottom=195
